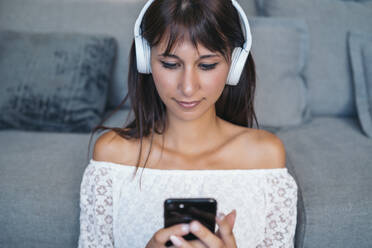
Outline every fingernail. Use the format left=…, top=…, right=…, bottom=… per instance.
left=181, top=224, right=190, bottom=233
left=216, top=212, right=225, bottom=221
left=190, top=221, right=200, bottom=232
left=170, top=235, right=182, bottom=247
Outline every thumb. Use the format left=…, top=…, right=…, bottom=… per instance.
left=216, top=209, right=236, bottom=232
left=226, top=209, right=237, bottom=229
left=215, top=209, right=237, bottom=247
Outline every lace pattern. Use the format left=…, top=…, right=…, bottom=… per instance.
left=78, top=163, right=114, bottom=247
left=256, top=172, right=298, bottom=248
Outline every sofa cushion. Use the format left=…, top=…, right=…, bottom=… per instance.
left=0, top=29, right=117, bottom=133
left=0, top=109, right=130, bottom=247
left=348, top=31, right=372, bottom=139
left=249, top=17, right=311, bottom=130
left=256, top=0, right=372, bottom=117
left=0, top=0, right=143, bottom=110
left=276, top=116, right=372, bottom=247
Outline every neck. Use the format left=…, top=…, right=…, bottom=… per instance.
left=161, top=107, right=223, bottom=156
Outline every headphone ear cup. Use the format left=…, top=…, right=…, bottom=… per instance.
left=135, top=36, right=145, bottom=73
left=135, top=36, right=152, bottom=74
left=142, top=37, right=152, bottom=73
left=226, top=47, right=249, bottom=86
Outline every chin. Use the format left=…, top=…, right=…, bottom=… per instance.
left=170, top=110, right=202, bottom=122
left=167, top=103, right=212, bottom=122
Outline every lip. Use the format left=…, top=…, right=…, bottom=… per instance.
left=175, top=99, right=202, bottom=109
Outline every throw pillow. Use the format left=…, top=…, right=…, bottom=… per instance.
left=0, top=29, right=117, bottom=133
left=256, top=0, right=372, bottom=117
left=348, top=31, right=372, bottom=138
left=249, top=17, right=311, bottom=131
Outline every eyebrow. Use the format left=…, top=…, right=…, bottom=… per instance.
left=158, top=53, right=219, bottom=60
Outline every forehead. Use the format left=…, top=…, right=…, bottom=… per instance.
left=153, top=31, right=215, bottom=56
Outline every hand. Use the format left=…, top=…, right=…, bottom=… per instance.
left=145, top=223, right=190, bottom=248
left=168, top=209, right=237, bottom=248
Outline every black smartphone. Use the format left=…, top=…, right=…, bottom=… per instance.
left=164, top=198, right=217, bottom=247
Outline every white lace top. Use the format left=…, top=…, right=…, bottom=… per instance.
left=78, top=159, right=298, bottom=248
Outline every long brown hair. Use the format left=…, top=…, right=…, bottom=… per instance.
left=87, top=0, right=259, bottom=184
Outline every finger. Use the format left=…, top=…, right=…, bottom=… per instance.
left=216, top=209, right=237, bottom=237
left=169, top=235, right=193, bottom=248
left=216, top=210, right=236, bottom=231
left=215, top=210, right=237, bottom=247
left=153, top=223, right=190, bottom=245
left=189, top=220, right=223, bottom=247
left=169, top=236, right=207, bottom=248
left=225, top=209, right=237, bottom=229
left=215, top=210, right=235, bottom=238
left=188, top=239, right=208, bottom=248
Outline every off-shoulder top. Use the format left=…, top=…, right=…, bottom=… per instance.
left=78, top=159, right=298, bottom=248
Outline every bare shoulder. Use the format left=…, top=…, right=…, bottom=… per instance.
left=92, top=130, right=139, bottom=166
left=235, top=128, right=287, bottom=169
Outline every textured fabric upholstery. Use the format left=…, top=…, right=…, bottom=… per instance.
left=0, top=29, right=117, bottom=132
left=257, top=0, right=372, bottom=117
left=0, top=109, right=130, bottom=247
left=348, top=31, right=372, bottom=138
left=250, top=17, right=311, bottom=129
left=277, top=117, right=372, bottom=247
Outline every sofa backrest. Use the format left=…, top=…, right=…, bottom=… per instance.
left=3, top=0, right=366, bottom=119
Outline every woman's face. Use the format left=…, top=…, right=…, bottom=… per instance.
left=150, top=36, right=231, bottom=122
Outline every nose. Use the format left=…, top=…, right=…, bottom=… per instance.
left=178, top=66, right=200, bottom=97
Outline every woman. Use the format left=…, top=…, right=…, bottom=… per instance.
left=78, top=0, right=298, bottom=247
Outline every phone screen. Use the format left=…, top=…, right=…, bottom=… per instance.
left=164, top=198, right=217, bottom=247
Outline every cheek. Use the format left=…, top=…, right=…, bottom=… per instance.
left=201, top=70, right=228, bottom=97
left=151, top=67, right=177, bottom=100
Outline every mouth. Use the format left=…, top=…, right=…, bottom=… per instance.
left=175, top=99, right=202, bottom=109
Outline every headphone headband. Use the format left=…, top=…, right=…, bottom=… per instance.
left=134, top=0, right=155, bottom=39
left=231, top=0, right=252, bottom=53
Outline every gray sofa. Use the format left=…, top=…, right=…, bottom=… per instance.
left=1, top=0, right=371, bottom=247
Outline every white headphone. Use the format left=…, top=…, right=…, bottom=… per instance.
left=134, top=0, right=252, bottom=86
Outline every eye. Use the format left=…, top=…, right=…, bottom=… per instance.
left=161, top=61, right=178, bottom=69
left=200, top=63, right=218, bottom=71
left=160, top=61, right=219, bottom=71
